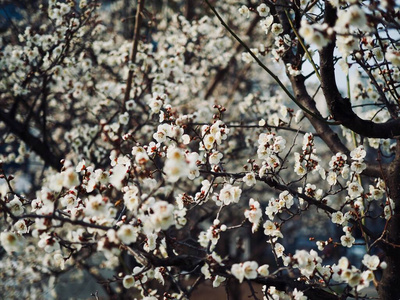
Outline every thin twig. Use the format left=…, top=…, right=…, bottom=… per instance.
left=123, top=0, right=146, bottom=107
left=284, top=10, right=321, bottom=81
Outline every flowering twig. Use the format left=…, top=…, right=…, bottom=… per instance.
left=204, top=0, right=336, bottom=125
left=284, top=10, right=321, bottom=81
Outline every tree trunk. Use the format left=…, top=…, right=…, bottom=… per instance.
left=379, top=141, right=400, bottom=299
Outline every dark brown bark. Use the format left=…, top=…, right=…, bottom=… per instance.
left=276, top=0, right=386, bottom=178
left=379, top=141, right=400, bottom=299
left=320, top=42, right=400, bottom=139
left=287, top=74, right=385, bottom=178
left=185, top=0, right=195, bottom=21
left=319, top=2, right=400, bottom=139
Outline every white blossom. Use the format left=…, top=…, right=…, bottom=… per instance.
left=244, top=198, right=262, bottom=233
left=218, top=184, right=242, bottom=206
left=123, top=275, right=135, bottom=289
left=0, top=232, right=25, bottom=254
left=257, top=4, right=270, bottom=17
left=257, top=264, right=269, bottom=276
left=348, top=182, right=364, bottom=198
left=362, top=254, right=380, bottom=270
left=149, top=200, right=175, bottom=231
left=243, top=172, right=257, bottom=187
left=243, top=261, right=259, bottom=280
left=274, top=243, right=285, bottom=258
left=350, top=145, right=366, bottom=161
left=340, top=233, right=355, bottom=248
left=331, top=211, right=345, bottom=225
left=238, top=5, right=250, bottom=18
left=117, top=224, right=138, bottom=244
left=231, top=263, right=245, bottom=283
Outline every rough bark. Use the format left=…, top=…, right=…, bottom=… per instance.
left=379, top=141, right=400, bottom=299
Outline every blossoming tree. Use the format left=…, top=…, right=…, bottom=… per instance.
left=1, top=0, right=400, bottom=299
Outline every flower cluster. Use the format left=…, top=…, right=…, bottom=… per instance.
left=231, top=261, right=270, bottom=283
left=294, top=133, right=322, bottom=177
left=0, top=0, right=398, bottom=298
left=257, top=132, right=286, bottom=174
left=265, top=191, right=294, bottom=220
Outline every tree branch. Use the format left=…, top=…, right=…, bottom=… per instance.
left=319, top=2, right=400, bottom=139
left=0, top=110, right=63, bottom=170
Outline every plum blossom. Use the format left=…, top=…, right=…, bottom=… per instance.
left=231, top=263, right=245, bottom=283
left=242, top=261, right=259, bottom=280
left=143, top=232, right=158, bottom=252
left=263, top=220, right=283, bottom=239
left=123, top=186, right=141, bottom=212
left=119, top=112, right=129, bottom=125
left=335, top=5, right=369, bottom=33
left=243, top=172, right=256, bottom=187
left=326, top=171, right=337, bottom=185
left=109, top=163, right=129, bottom=190
left=238, top=5, right=250, bottom=18
left=84, top=194, right=111, bottom=217
left=369, top=185, right=384, bottom=201
left=386, top=47, right=400, bottom=67
left=38, top=233, right=60, bottom=253
left=279, top=191, right=294, bottom=209
left=213, top=275, right=226, bottom=287
left=123, top=275, right=135, bottom=289
left=62, top=167, right=80, bottom=189
left=362, top=254, right=380, bottom=270
left=331, top=211, right=346, bottom=225
left=217, top=184, right=242, bottom=206
left=350, top=145, right=366, bottom=161
left=7, top=197, right=24, bottom=216
left=293, top=288, right=307, bottom=300
left=209, top=150, right=223, bottom=165
left=257, top=4, right=270, bottom=17
left=348, top=182, right=364, bottom=198
left=257, top=264, right=269, bottom=276
left=149, top=93, right=166, bottom=113
left=293, top=249, right=322, bottom=277
left=117, top=224, right=138, bottom=244
left=260, top=16, right=274, bottom=33
left=164, top=147, right=189, bottom=182
left=271, top=23, right=283, bottom=36
left=274, top=242, right=285, bottom=258
left=244, top=198, right=262, bottom=232
left=149, top=201, right=175, bottom=231
left=132, top=146, right=149, bottom=164
left=0, top=232, right=25, bottom=254
left=341, top=232, right=355, bottom=248
left=231, top=261, right=258, bottom=283
left=351, top=160, right=366, bottom=174
left=13, top=219, right=29, bottom=234
left=153, top=123, right=172, bottom=144
left=299, top=20, right=330, bottom=49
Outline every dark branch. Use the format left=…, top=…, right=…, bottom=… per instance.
left=0, top=109, right=63, bottom=170
left=319, top=2, right=400, bottom=139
